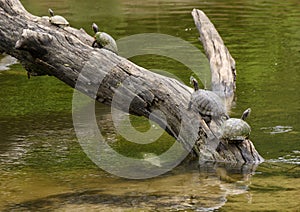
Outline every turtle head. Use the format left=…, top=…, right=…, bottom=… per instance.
left=92, top=23, right=99, bottom=34
left=92, top=23, right=102, bottom=47
left=92, top=24, right=103, bottom=48
left=94, top=32, right=103, bottom=44
left=48, top=8, right=54, bottom=17
left=241, top=108, right=251, bottom=120
left=190, top=76, right=199, bottom=91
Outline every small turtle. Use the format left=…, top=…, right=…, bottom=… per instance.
left=92, top=23, right=118, bottom=54
left=221, top=108, right=251, bottom=143
left=188, top=76, right=229, bottom=125
left=48, top=8, right=69, bottom=27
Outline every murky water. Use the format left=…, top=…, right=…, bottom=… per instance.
left=0, top=0, right=299, bottom=211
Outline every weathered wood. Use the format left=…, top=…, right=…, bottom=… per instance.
left=0, top=0, right=263, bottom=164
left=192, top=9, right=236, bottom=97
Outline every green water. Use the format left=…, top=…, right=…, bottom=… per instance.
left=0, top=0, right=299, bottom=211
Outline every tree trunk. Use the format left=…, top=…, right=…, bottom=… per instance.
left=0, top=0, right=263, bottom=164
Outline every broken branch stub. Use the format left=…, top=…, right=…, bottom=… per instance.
left=192, top=9, right=236, bottom=97
left=0, top=0, right=263, bottom=165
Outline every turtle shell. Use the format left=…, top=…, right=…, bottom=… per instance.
left=221, top=118, right=251, bottom=142
left=189, top=89, right=227, bottom=118
left=95, top=32, right=118, bottom=53
left=49, top=15, right=69, bottom=26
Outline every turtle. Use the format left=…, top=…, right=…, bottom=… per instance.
left=48, top=8, right=69, bottom=27
left=221, top=108, right=251, bottom=143
left=92, top=23, right=118, bottom=54
left=188, top=76, right=229, bottom=125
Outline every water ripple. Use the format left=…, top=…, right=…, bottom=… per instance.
left=269, top=150, right=300, bottom=165
left=261, top=126, right=293, bottom=134
left=0, top=54, right=18, bottom=71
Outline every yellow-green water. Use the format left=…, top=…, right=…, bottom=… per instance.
left=0, top=0, right=299, bottom=211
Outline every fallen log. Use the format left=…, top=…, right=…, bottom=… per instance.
left=0, top=0, right=263, bottom=165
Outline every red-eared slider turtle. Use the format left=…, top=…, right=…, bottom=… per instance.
left=221, top=108, right=251, bottom=143
left=188, top=76, right=229, bottom=125
left=48, top=9, right=69, bottom=27
left=92, top=23, right=118, bottom=54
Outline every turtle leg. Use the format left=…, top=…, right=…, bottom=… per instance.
left=92, top=40, right=97, bottom=47
left=92, top=41, right=104, bottom=49
left=52, top=23, right=64, bottom=28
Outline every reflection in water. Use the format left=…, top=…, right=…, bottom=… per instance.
left=2, top=161, right=256, bottom=211
left=0, top=135, right=30, bottom=167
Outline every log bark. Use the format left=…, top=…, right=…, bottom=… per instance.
left=0, top=0, right=263, bottom=164
left=192, top=9, right=236, bottom=97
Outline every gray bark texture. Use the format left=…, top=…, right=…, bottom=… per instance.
left=0, top=0, right=263, bottom=165
left=192, top=9, right=236, bottom=97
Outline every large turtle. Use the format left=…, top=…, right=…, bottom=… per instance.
left=188, top=76, right=229, bottom=125
left=221, top=108, right=251, bottom=143
left=92, top=23, right=118, bottom=54
left=48, top=9, right=69, bottom=27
